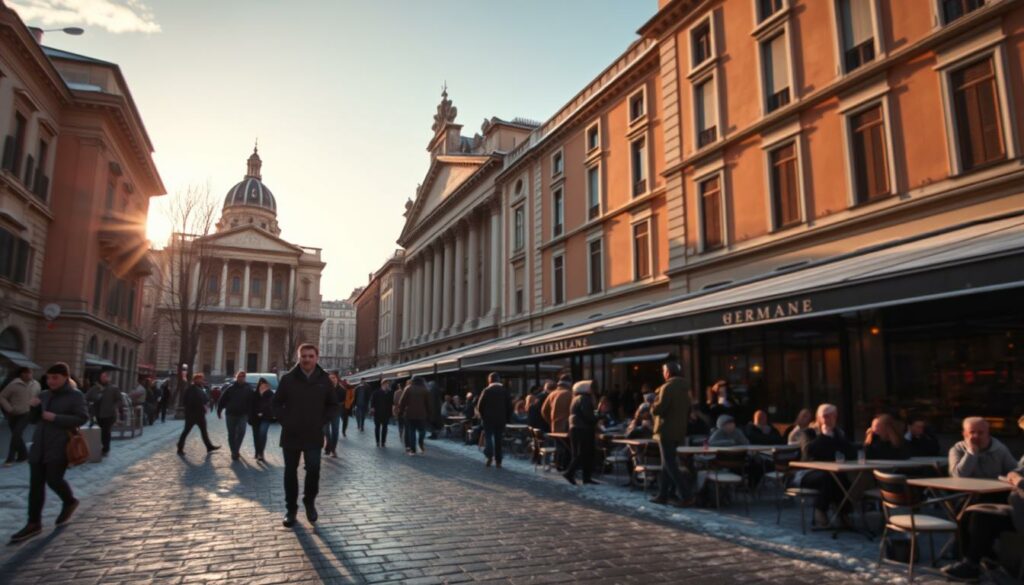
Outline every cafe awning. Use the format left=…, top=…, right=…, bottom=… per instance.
left=0, top=349, right=40, bottom=369
left=84, top=354, right=119, bottom=370
left=461, top=212, right=1024, bottom=367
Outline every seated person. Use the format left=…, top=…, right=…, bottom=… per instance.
left=744, top=410, right=785, bottom=445
left=440, top=395, right=458, bottom=418
left=512, top=399, right=528, bottom=424
left=786, top=408, right=814, bottom=445
left=943, top=416, right=1023, bottom=581
left=687, top=409, right=710, bottom=438
left=799, top=404, right=857, bottom=528
left=904, top=417, right=941, bottom=457
left=708, top=415, right=750, bottom=446
left=625, top=403, right=653, bottom=439
left=863, top=414, right=909, bottom=460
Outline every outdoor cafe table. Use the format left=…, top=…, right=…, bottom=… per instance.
left=905, top=476, right=1013, bottom=521
left=789, top=459, right=950, bottom=538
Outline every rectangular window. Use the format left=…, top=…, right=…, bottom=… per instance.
left=631, top=137, right=648, bottom=197
left=696, top=78, right=717, bottom=147
left=942, top=0, right=985, bottom=24
left=763, top=33, right=791, bottom=112
left=692, top=21, right=712, bottom=66
left=552, top=151, right=563, bottom=176
left=850, top=104, right=890, bottom=202
left=633, top=221, right=652, bottom=280
left=759, top=0, right=784, bottom=21
left=208, top=275, right=219, bottom=293
left=588, top=239, right=603, bottom=294
left=952, top=58, right=1005, bottom=171
left=230, top=276, right=242, bottom=294
left=513, top=205, right=525, bottom=251
left=769, top=143, right=801, bottom=228
left=586, top=124, right=600, bottom=151
left=587, top=166, right=600, bottom=219
left=515, top=288, right=524, bottom=314
left=700, top=176, right=724, bottom=250
left=841, top=0, right=875, bottom=72
left=10, top=112, right=27, bottom=177
left=552, top=188, right=564, bottom=237
left=273, top=278, right=284, bottom=298
left=251, top=277, right=263, bottom=296
left=0, top=228, right=30, bottom=284
left=629, top=90, right=646, bottom=122
left=553, top=255, right=565, bottom=305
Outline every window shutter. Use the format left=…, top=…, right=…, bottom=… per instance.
left=842, top=0, right=873, bottom=49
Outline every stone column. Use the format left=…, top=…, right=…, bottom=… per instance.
left=265, top=263, right=273, bottom=309
left=441, top=235, right=454, bottom=332
left=453, top=227, right=465, bottom=329
left=213, top=325, right=224, bottom=376
left=242, top=261, right=251, bottom=308
left=219, top=260, right=228, bottom=308
left=432, top=244, right=443, bottom=337
left=467, top=216, right=480, bottom=325
left=288, top=266, right=296, bottom=309
left=489, top=203, right=501, bottom=316
left=238, top=326, right=248, bottom=372
left=422, top=252, right=433, bottom=337
left=191, top=260, right=201, bottom=304
left=401, top=269, right=412, bottom=343
left=261, top=327, right=270, bottom=371
left=415, top=259, right=425, bottom=340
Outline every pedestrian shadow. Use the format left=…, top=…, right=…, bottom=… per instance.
left=0, top=526, right=63, bottom=583
left=292, top=524, right=365, bottom=585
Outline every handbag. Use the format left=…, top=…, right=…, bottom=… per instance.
left=43, top=393, right=90, bottom=467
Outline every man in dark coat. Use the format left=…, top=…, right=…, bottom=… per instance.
left=86, top=368, right=122, bottom=456
left=370, top=381, right=394, bottom=447
left=354, top=379, right=372, bottom=432
left=650, top=362, right=694, bottom=507
left=273, top=343, right=339, bottom=527
left=398, top=377, right=431, bottom=455
left=176, top=373, right=220, bottom=455
left=217, top=371, right=254, bottom=461
left=8, top=363, right=89, bottom=544
left=475, top=372, right=512, bottom=468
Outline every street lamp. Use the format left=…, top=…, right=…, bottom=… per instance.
left=28, top=26, right=85, bottom=42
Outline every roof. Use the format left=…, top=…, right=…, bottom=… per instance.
left=41, top=46, right=115, bottom=66
left=224, top=177, right=277, bottom=212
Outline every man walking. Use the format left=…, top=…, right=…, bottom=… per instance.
left=354, top=379, right=371, bottom=432
left=370, top=380, right=394, bottom=447
left=392, top=380, right=407, bottom=446
left=541, top=375, right=573, bottom=471
left=86, top=368, right=122, bottom=457
left=323, top=371, right=344, bottom=457
left=650, top=362, right=694, bottom=507
left=8, top=363, right=88, bottom=544
left=143, top=377, right=159, bottom=425
left=398, top=377, right=431, bottom=455
left=217, top=371, right=254, bottom=461
left=476, top=372, right=512, bottom=468
left=177, top=373, right=220, bottom=455
left=274, top=343, right=339, bottom=527
left=1, top=367, right=40, bottom=466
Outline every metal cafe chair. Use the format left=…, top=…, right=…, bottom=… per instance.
left=706, top=449, right=749, bottom=513
left=874, top=470, right=960, bottom=583
left=771, top=447, right=819, bottom=535
left=529, top=428, right=555, bottom=472
left=633, top=442, right=663, bottom=492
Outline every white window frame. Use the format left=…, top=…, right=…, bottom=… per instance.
left=629, top=134, right=650, bottom=198
left=630, top=210, right=654, bottom=282
left=760, top=120, right=807, bottom=232
left=586, top=231, right=604, bottom=295
left=627, top=85, right=648, bottom=127
left=585, top=120, right=602, bottom=157
left=693, top=157, right=728, bottom=253
left=585, top=161, right=602, bottom=221
left=550, top=147, right=564, bottom=179
left=687, top=12, right=718, bottom=78
left=752, top=0, right=790, bottom=34
left=755, top=20, right=797, bottom=117
left=692, top=70, right=723, bottom=151
left=551, top=251, right=566, bottom=306
left=838, top=78, right=898, bottom=206
left=551, top=186, right=564, bottom=238
left=933, top=0, right=992, bottom=27
left=933, top=26, right=1018, bottom=176
left=829, top=0, right=884, bottom=75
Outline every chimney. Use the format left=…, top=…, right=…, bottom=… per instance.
left=28, top=27, right=44, bottom=43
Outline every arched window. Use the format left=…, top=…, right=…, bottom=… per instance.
left=514, top=178, right=523, bottom=197
left=102, top=340, right=110, bottom=359
left=0, top=327, right=23, bottom=351
left=231, top=275, right=242, bottom=294
left=87, top=335, right=98, bottom=354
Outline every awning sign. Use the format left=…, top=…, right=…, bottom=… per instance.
left=720, top=298, right=813, bottom=326
left=529, top=336, right=590, bottom=355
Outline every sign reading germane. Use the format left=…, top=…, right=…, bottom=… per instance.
left=720, top=298, right=814, bottom=326
left=529, top=336, right=589, bottom=355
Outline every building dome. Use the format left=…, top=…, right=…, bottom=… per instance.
left=223, top=146, right=277, bottom=214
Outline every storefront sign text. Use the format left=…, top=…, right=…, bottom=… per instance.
left=529, top=336, right=590, bottom=355
left=721, top=298, right=814, bottom=326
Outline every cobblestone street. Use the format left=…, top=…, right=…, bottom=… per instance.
left=0, top=420, right=907, bottom=584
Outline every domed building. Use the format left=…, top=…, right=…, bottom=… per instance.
left=144, top=146, right=326, bottom=379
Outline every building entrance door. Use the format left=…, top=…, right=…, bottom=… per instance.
left=246, top=352, right=258, bottom=372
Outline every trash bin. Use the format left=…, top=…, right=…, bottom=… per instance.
left=80, top=427, right=103, bottom=463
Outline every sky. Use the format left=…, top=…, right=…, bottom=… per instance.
left=11, top=0, right=657, bottom=300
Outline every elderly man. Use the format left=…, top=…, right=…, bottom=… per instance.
left=799, top=403, right=857, bottom=528
left=650, top=362, right=694, bottom=507
left=943, top=417, right=1021, bottom=581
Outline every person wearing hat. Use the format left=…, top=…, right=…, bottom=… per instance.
left=8, top=363, right=89, bottom=544
left=563, top=380, right=599, bottom=485
left=86, top=368, right=122, bottom=457
left=541, top=375, right=574, bottom=470
left=708, top=414, right=750, bottom=447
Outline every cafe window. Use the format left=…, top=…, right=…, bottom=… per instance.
left=769, top=142, right=801, bottom=229
left=951, top=57, right=1005, bottom=172
left=699, top=175, right=724, bottom=251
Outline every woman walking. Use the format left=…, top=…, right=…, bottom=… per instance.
left=250, top=378, right=275, bottom=462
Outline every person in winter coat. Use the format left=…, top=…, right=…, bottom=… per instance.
left=341, top=380, right=355, bottom=437
left=392, top=381, right=408, bottom=445
left=541, top=375, right=573, bottom=470
left=1, top=367, right=40, bottom=466
left=249, top=378, right=275, bottom=462
left=217, top=371, right=254, bottom=461
left=799, top=404, right=857, bottom=528
left=475, top=373, right=512, bottom=467
left=273, top=343, right=339, bottom=527
left=708, top=414, right=750, bottom=446
left=370, top=381, right=394, bottom=447
left=354, top=380, right=372, bottom=432
left=8, top=363, right=89, bottom=544
left=563, top=380, right=599, bottom=485
left=650, top=362, right=694, bottom=507
left=743, top=410, right=785, bottom=445
left=863, top=414, right=909, bottom=460
left=323, top=371, right=345, bottom=457
left=86, top=369, right=122, bottom=456
left=143, top=377, right=159, bottom=425
left=904, top=417, right=941, bottom=457
left=177, top=373, right=220, bottom=455
left=398, top=376, right=431, bottom=455
left=525, top=381, right=551, bottom=430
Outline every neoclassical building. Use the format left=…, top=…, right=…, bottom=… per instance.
left=145, top=148, right=324, bottom=378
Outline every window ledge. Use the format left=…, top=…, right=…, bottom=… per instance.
left=687, top=56, right=718, bottom=81
left=751, top=7, right=790, bottom=40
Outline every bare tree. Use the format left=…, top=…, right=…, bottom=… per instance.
left=155, top=184, right=218, bottom=378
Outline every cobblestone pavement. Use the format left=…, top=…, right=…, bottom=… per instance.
left=0, top=421, right=923, bottom=584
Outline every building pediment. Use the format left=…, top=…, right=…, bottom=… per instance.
left=200, top=226, right=302, bottom=255
left=399, top=155, right=489, bottom=244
